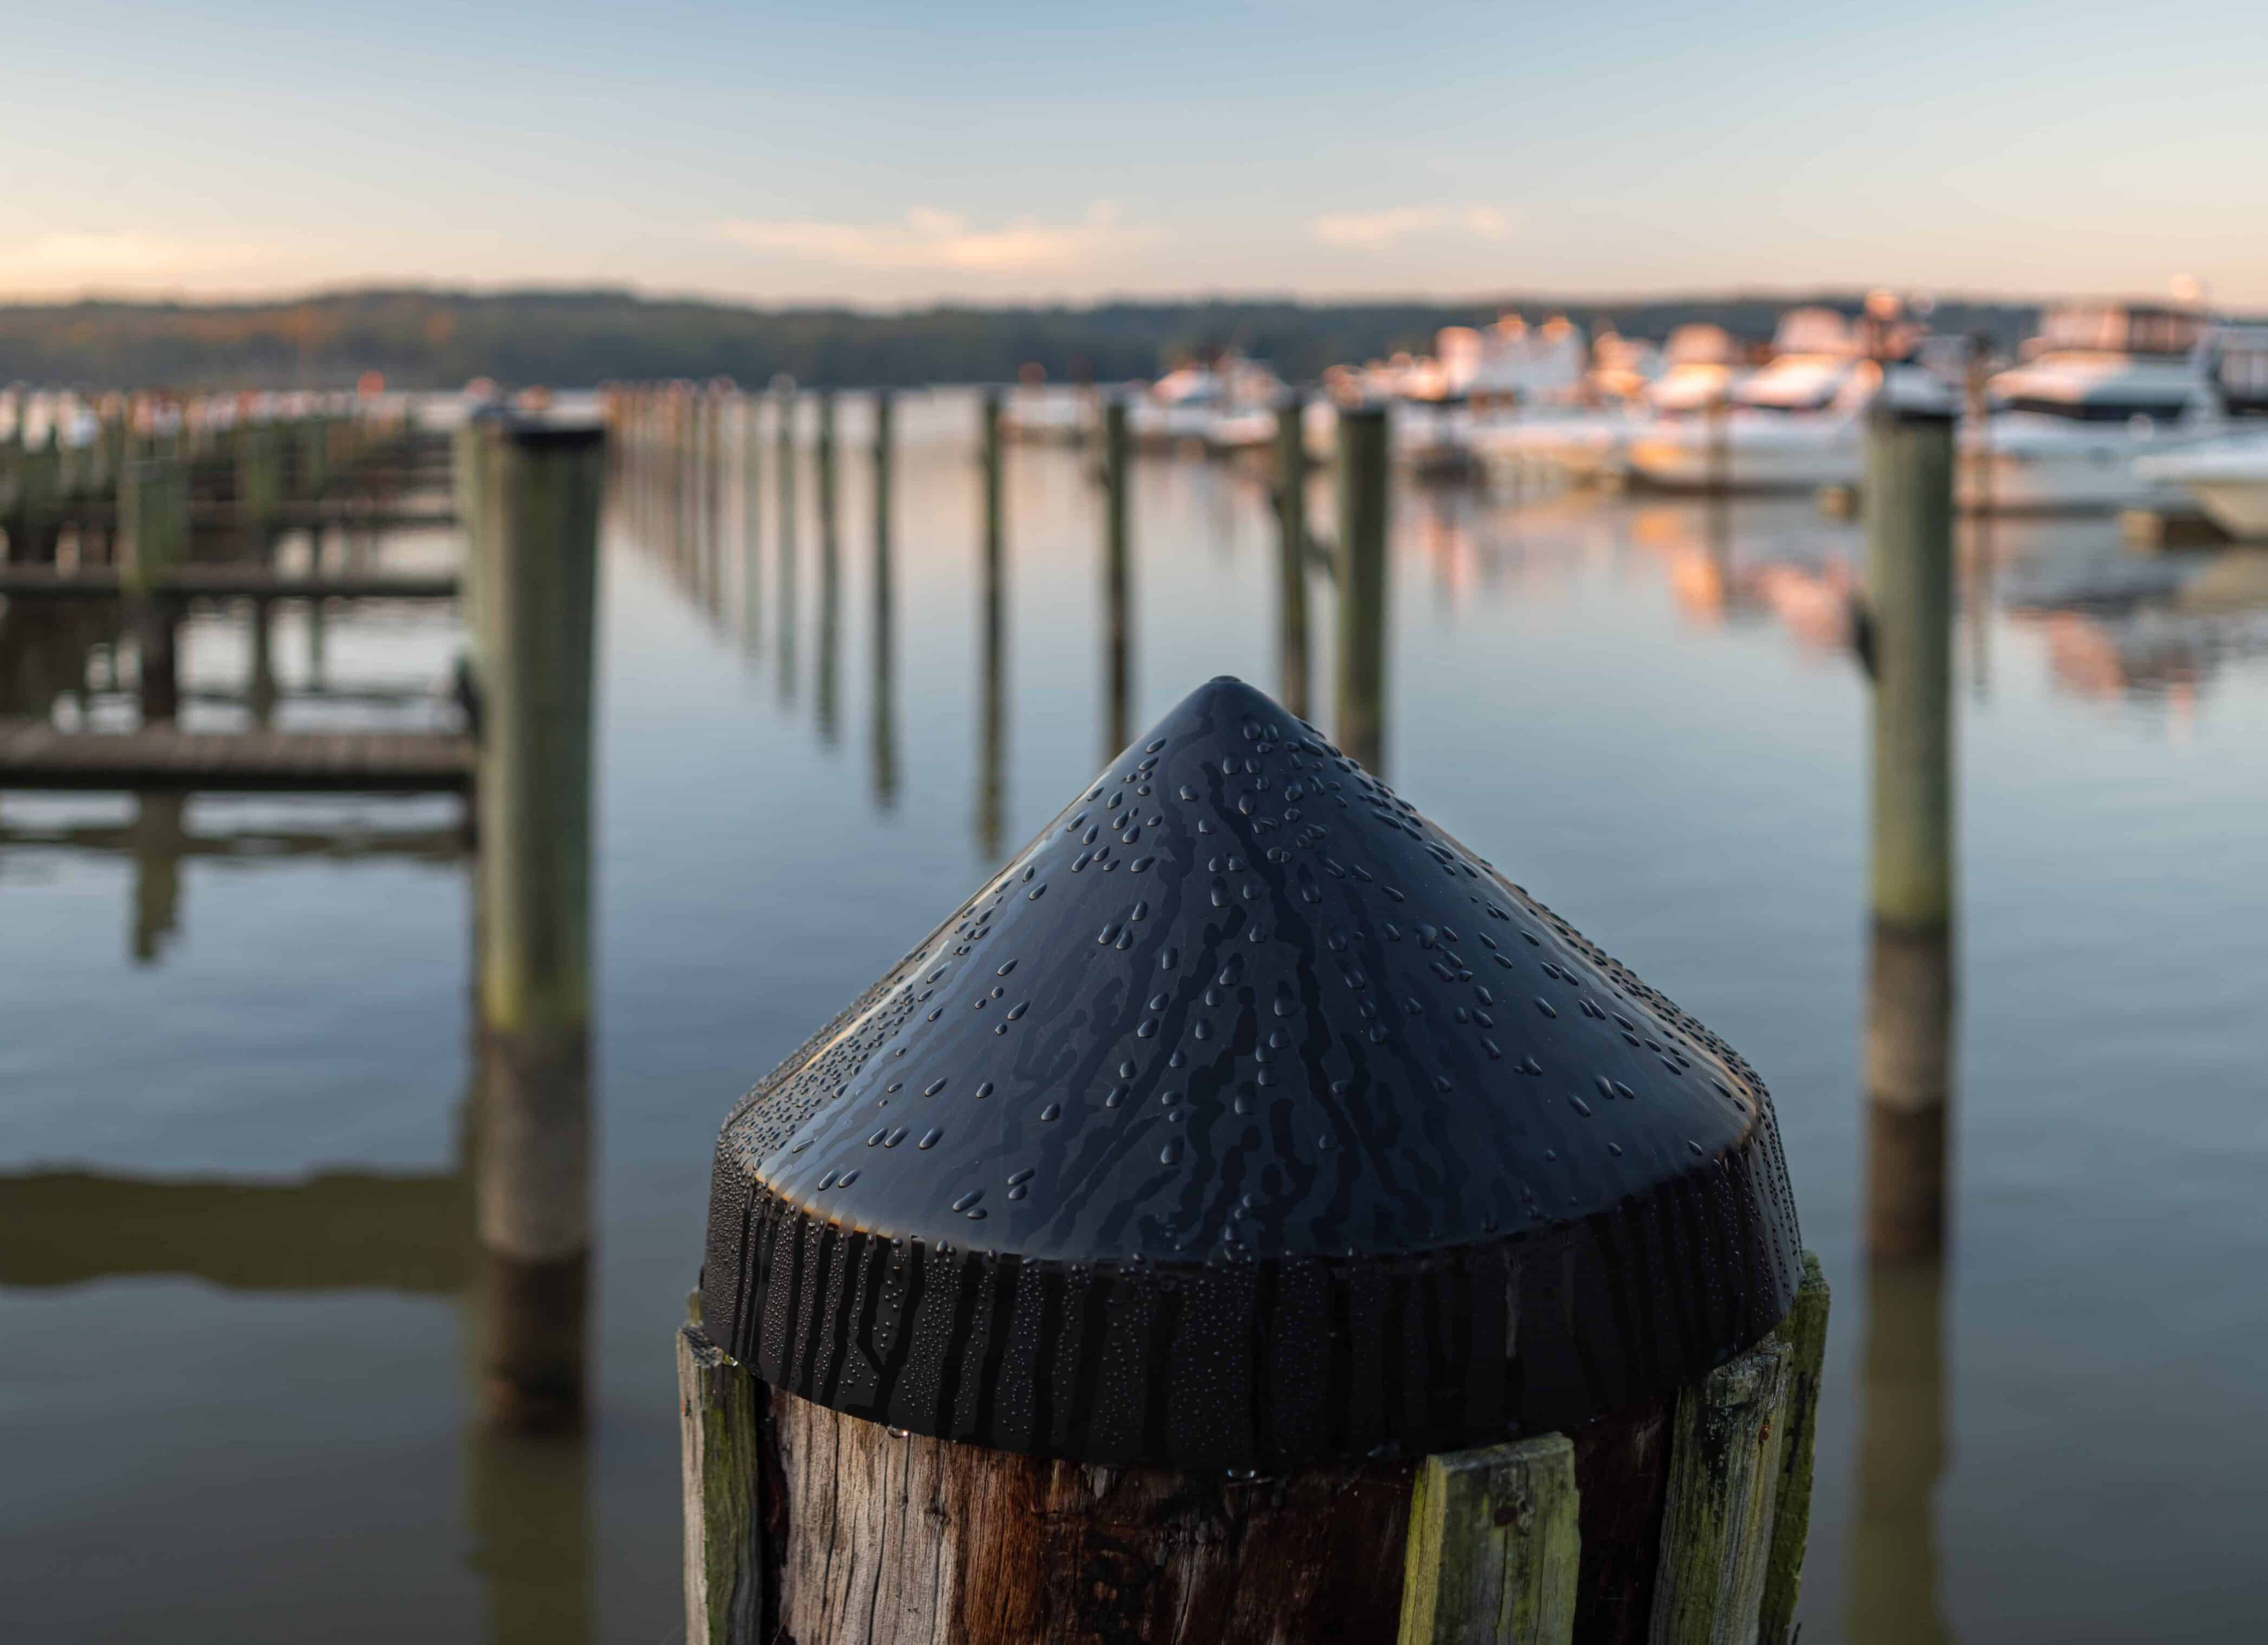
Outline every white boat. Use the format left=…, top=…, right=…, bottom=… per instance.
left=1136, top=357, right=1284, bottom=453
left=2135, top=431, right=2268, bottom=538
left=1622, top=310, right=1882, bottom=492
left=1960, top=303, right=2247, bottom=512
left=1001, top=384, right=1091, bottom=445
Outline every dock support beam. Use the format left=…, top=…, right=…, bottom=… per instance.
left=1336, top=404, right=1390, bottom=773
left=470, top=417, right=604, bottom=1428
left=1863, top=405, right=1957, bottom=1264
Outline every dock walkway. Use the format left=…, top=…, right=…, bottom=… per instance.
left=0, top=567, right=460, bottom=601
left=0, top=720, right=474, bottom=791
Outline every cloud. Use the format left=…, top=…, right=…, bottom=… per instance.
left=711, top=201, right=1161, bottom=276
left=23, top=231, right=270, bottom=275
left=1309, top=204, right=1518, bottom=248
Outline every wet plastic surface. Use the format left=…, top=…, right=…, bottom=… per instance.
left=703, top=677, right=1802, bottom=1466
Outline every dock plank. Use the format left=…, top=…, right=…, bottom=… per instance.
left=0, top=567, right=460, bottom=601
left=0, top=720, right=475, bottom=792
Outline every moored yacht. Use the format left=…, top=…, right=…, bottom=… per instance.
left=1961, top=302, right=2235, bottom=512
left=1622, top=309, right=1889, bottom=492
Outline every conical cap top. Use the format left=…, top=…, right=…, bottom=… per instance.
left=704, top=677, right=1801, bottom=1467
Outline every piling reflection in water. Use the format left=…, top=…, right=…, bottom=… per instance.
left=1100, top=394, right=1131, bottom=762
left=977, top=391, right=1007, bottom=860
left=128, top=791, right=186, bottom=963
left=871, top=391, right=898, bottom=811
left=816, top=393, right=840, bottom=746
left=1850, top=1246, right=1958, bottom=1645
left=775, top=381, right=797, bottom=698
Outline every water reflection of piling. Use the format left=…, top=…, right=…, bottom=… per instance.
left=870, top=392, right=898, bottom=810
left=775, top=389, right=798, bottom=701
left=1849, top=1259, right=1955, bottom=1645
left=128, top=792, right=186, bottom=963
left=469, top=419, right=602, bottom=1429
left=1864, top=405, right=1957, bottom=1264
left=816, top=394, right=840, bottom=745
left=1274, top=391, right=1311, bottom=716
left=465, top=1424, right=592, bottom=1645
left=1335, top=404, right=1390, bottom=773
left=977, top=390, right=1007, bottom=857
left=1100, top=395, right=1131, bottom=760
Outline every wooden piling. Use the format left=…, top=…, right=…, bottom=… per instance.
left=1647, top=1336, right=1794, bottom=1644
left=1758, top=1254, right=1830, bottom=1644
left=469, top=417, right=604, bottom=1428
left=1274, top=391, right=1311, bottom=717
left=679, top=1309, right=770, bottom=1645
left=1101, top=394, right=1132, bottom=758
left=1397, top=1436, right=1580, bottom=1644
left=1336, top=404, right=1390, bottom=772
left=247, top=598, right=277, bottom=727
left=686, top=676, right=1832, bottom=1645
left=1864, top=405, right=1956, bottom=1263
left=120, top=458, right=186, bottom=722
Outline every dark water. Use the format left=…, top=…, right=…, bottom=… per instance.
left=4, top=391, right=2265, bottom=1642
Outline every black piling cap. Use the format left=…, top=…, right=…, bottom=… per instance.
left=702, top=677, right=1802, bottom=1468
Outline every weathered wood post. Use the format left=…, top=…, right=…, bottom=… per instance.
left=469, top=415, right=605, bottom=1428
left=1705, top=393, right=1732, bottom=498
left=247, top=597, right=277, bottom=726
left=1274, top=389, right=1312, bottom=717
left=1863, top=404, right=1956, bottom=1264
left=871, top=392, right=899, bottom=812
left=236, top=419, right=283, bottom=554
left=1336, top=403, right=1390, bottom=775
left=120, top=457, right=187, bottom=722
left=1101, top=393, right=1132, bottom=761
left=683, top=675, right=1826, bottom=1645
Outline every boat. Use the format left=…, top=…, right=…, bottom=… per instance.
left=1000, top=382, right=1092, bottom=445
left=2134, top=428, right=2268, bottom=539
left=1621, top=310, right=1884, bottom=493
left=1959, top=302, right=2248, bottom=512
left=1135, top=357, right=1282, bottom=454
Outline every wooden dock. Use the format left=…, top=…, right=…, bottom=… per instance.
left=0, top=567, right=460, bottom=601
left=0, top=719, right=474, bottom=791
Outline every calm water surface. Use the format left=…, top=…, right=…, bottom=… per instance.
left=4, top=391, right=2264, bottom=1641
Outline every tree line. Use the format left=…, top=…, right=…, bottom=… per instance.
left=0, top=286, right=2052, bottom=389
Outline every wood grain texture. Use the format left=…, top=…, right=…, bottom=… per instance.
left=1646, top=1336, right=1794, bottom=1645
left=1758, top=1254, right=1830, bottom=1644
left=1397, top=1434, right=1579, bottom=1645
left=1571, top=1393, right=1676, bottom=1645
left=681, top=1324, right=767, bottom=1645
left=774, top=1389, right=1417, bottom=1645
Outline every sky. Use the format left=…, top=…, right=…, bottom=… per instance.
left=5, top=1, right=2266, bottom=309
